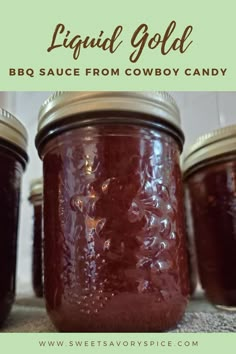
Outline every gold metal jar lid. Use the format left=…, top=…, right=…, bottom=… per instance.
left=37, top=91, right=183, bottom=138
left=29, top=178, right=43, bottom=201
left=0, top=108, right=28, bottom=154
left=183, top=125, right=236, bottom=175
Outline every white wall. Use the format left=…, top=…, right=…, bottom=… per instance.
left=0, top=91, right=236, bottom=295
left=170, top=92, right=236, bottom=146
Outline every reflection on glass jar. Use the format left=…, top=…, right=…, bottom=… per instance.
left=29, top=178, right=43, bottom=298
left=183, top=125, right=236, bottom=309
left=0, top=108, right=28, bottom=326
left=36, top=91, right=190, bottom=332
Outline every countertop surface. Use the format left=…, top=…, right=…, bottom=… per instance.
left=1, top=294, right=236, bottom=333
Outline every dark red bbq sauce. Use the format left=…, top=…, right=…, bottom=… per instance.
left=0, top=146, right=23, bottom=326
left=32, top=204, right=43, bottom=298
left=42, top=125, right=189, bottom=332
left=185, top=158, right=236, bottom=306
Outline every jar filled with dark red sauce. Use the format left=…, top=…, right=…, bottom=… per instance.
left=0, top=108, right=28, bottom=326
left=183, top=125, right=236, bottom=309
left=29, top=178, right=43, bottom=298
left=35, top=92, right=190, bottom=332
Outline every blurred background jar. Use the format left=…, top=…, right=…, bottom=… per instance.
left=171, top=92, right=236, bottom=298
left=184, top=196, right=198, bottom=297
left=183, top=126, right=236, bottom=309
left=0, top=108, right=28, bottom=326
left=29, top=178, right=43, bottom=298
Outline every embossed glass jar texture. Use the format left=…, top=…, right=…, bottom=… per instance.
left=36, top=92, right=190, bottom=332
left=184, top=125, right=236, bottom=309
left=0, top=109, right=28, bottom=326
left=29, top=179, right=43, bottom=298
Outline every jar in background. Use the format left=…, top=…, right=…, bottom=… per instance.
left=184, top=194, right=198, bottom=296
left=29, top=178, right=43, bottom=298
left=183, top=125, right=236, bottom=309
left=0, top=108, right=28, bottom=326
left=36, top=91, right=190, bottom=332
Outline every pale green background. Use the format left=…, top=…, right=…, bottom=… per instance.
left=0, top=333, right=235, bottom=354
left=1, top=0, right=236, bottom=352
left=0, top=0, right=235, bottom=90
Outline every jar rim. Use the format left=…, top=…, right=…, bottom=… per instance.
left=38, top=91, right=182, bottom=132
left=183, top=124, right=236, bottom=175
left=0, top=108, right=28, bottom=156
left=29, top=177, right=43, bottom=199
left=36, top=91, right=184, bottom=155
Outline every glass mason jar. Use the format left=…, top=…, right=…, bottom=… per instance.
left=183, top=125, right=236, bottom=309
left=35, top=91, right=190, bottom=332
left=0, top=108, right=28, bottom=326
left=29, top=178, right=43, bottom=298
